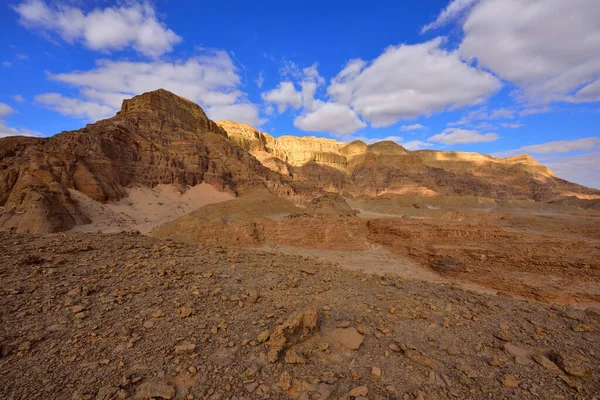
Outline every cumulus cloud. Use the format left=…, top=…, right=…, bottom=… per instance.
left=13, top=0, right=181, bottom=57
left=294, top=101, right=366, bottom=135
left=422, top=0, right=479, bottom=33
left=261, top=82, right=302, bottom=113
left=12, top=95, right=25, bottom=103
left=429, top=127, right=498, bottom=144
left=328, top=38, right=501, bottom=127
left=494, top=137, right=600, bottom=157
left=0, top=103, right=16, bottom=119
left=399, top=123, right=426, bottom=132
left=541, top=152, right=600, bottom=188
left=36, top=51, right=264, bottom=126
left=458, top=0, right=600, bottom=103
left=35, top=93, right=115, bottom=121
left=0, top=102, right=42, bottom=138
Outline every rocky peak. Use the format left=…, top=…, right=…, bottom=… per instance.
left=119, top=89, right=227, bottom=137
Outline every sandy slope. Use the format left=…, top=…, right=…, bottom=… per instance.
left=70, top=183, right=234, bottom=234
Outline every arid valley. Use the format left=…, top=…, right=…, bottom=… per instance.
left=1, top=89, right=599, bottom=399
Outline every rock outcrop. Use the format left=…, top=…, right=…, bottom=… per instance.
left=217, top=120, right=600, bottom=201
left=2, top=89, right=598, bottom=233
left=0, top=90, right=294, bottom=233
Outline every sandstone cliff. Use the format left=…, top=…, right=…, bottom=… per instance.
left=217, top=120, right=599, bottom=201
left=0, top=90, right=295, bottom=233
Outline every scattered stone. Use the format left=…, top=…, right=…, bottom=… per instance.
left=554, top=353, right=591, bottom=377
left=532, top=354, right=560, bottom=371
left=176, top=306, right=192, bottom=318
left=174, top=342, right=196, bottom=355
left=371, top=366, right=382, bottom=380
left=278, top=372, right=292, bottom=391
left=244, top=381, right=259, bottom=393
left=95, top=386, right=116, bottom=400
left=323, top=327, right=364, bottom=350
left=266, top=308, right=319, bottom=362
left=257, top=330, right=270, bottom=343
left=284, top=349, right=306, bottom=364
left=500, top=374, right=519, bottom=388
left=405, top=351, right=437, bottom=369
left=134, top=381, right=175, bottom=399
left=503, top=343, right=531, bottom=358
left=71, top=305, right=86, bottom=314
left=143, top=320, right=154, bottom=330
left=572, top=323, right=595, bottom=332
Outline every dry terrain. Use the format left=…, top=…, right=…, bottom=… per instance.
left=1, top=232, right=599, bottom=400
left=2, top=89, right=600, bottom=399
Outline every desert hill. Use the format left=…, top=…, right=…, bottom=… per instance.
left=217, top=120, right=599, bottom=201
left=0, top=90, right=298, bottom=233
left=1, top=89, right=599, bottom=234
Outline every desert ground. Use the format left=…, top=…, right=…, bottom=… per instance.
left=2, top=184, right=599, bottom=400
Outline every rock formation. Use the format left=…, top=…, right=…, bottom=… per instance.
left=0, top=90, right=294, bottom=233
left=1, top=89, right=599, bottom=233
left=217, top=120, right=599, bottom=201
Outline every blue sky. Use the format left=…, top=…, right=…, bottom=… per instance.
left=1, top=0, right=599, bottom=187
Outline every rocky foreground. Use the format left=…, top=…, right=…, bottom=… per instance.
left=1, top=232, right=599, bottom=399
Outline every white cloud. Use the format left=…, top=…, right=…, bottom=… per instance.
left=500, top=122, right=524, bottom=129
left=35, top=93, right=116, bottom=121
left=294, top=101, right=366, bottom=135
left=0, top=103, right=16, bottom=119
left=422, top=0, right=479, bottom=33
left=399, top=123, right=426, bottom=132
left=429, top=127, right=498, bottom=144
left=519, top=106, right=551, bottom=117
left=449, top=106, right=514, bottom=126
left=569, top=79, right=600, bottom=103
left=494, top=137, right=600, bottom=157
left=2, top=61, right=11, bottom=68
left=403, top=140, right=434, bottom=150
left=327, top=38, right=501, bottom=127
left=36, top=51, right=264, bottom=126
left=540, top=152, right=600, bottom=188
left=256, top=71, right=264, bottom=88
left=261, top=82, right=302, bottom=113
left=12, top=95, right=25, bottom=103
left=459, top=0, right=600, bottom=103
left=0, top=102, right=42, bottom=138
left=14, top=0, right=181, bottom=57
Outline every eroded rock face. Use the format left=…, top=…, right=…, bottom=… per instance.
left=0, top=90, right=294, bottom=233
left=217, top=120, right=600, bottom=201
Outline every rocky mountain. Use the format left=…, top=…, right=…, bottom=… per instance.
left=217, top=120, right=600, bottom=200
left=1, top=89, right=598, bottom=233
left=0, top=90, right=295, bottom=233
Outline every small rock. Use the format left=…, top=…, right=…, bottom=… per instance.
left=257, top=330, right=270, bottom=343
left=143, top=320, right=154, bottom=330
left=244, top=381, right=259, bottom=393
left=278, top=372, right=292, bottom=390
left=174, top=342, right=196, bottom=355
left=347, top=386, right=368, bottom=397
left=500, top=374, right=519, bottom=388
left=323, top=327, right=364, bottom=350
left=555, top=353, right=591, bottom=377
left=371, top=366, right=382, bottom=380
left=176, top=306, right=192, bottom=318
left=284, top=349, right=305, bottom=364
left=532, top=354, right=560, bottom=371
left=134, top=381, right=175, bottom=399
left=572, top=323, right=595, bottom=332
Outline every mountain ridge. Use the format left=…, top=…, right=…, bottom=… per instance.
left=1, top=89, right=598, bottom=233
